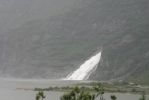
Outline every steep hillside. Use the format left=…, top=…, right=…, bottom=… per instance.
left=48, top=0, right=149, bottom=83
left=0, top=0, right=149, bottom=84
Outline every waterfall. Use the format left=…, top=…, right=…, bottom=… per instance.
left=64, top=51, right=101, bottom=80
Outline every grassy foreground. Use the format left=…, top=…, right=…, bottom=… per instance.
left=34, top=82, right=149, bottom=100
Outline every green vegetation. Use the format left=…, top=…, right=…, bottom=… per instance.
left=35, top=91, right=46, bottom=100
left=111, top=95, right=117, bottom=100
left=60, top=86, right=96, bottom=100
left=139, top=92, right=146, bottom=100
left=34, top=82, right=149, bottom=94
left=36, top=84, right=105, bottom=100
left=35, top=83, right=148, bottom=100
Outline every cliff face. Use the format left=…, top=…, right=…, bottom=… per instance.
left=0, top=0, right=149, bottom=83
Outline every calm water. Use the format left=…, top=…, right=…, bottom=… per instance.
left=0, top=79, right=148, bottom=100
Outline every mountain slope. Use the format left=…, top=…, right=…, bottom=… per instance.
left=50, top=0, right=149, bottom=83
left=0, top=0, right=149, bottom=84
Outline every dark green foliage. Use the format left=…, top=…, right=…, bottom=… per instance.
left=34, top=85, right=148, bottom=100
left=60, top=85, right=104, bottom=100
left=111, top=95, right=117, bottom=100
left=93, top=84, right=104, bottom=100
left=139, top=92, right=146, bottom=100
left=35, top=91, right=46, bottom=100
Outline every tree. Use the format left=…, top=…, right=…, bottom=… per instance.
left=111, top=95, right=117, bottom=100
left=36, top=91, right=46, bottom=100
left=60, top=85, right=104, bottom=100
left=139, top=92, right=146, bottom=100
left=93, top=83, right=104, bottom=100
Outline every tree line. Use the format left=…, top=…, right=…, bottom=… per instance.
left=35, top=84, right=147, bottom=100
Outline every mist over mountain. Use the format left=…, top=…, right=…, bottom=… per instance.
left=0, top=0, right=149, bottom=84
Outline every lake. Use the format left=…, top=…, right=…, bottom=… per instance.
left=0, top=79, right=148, bottom=100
